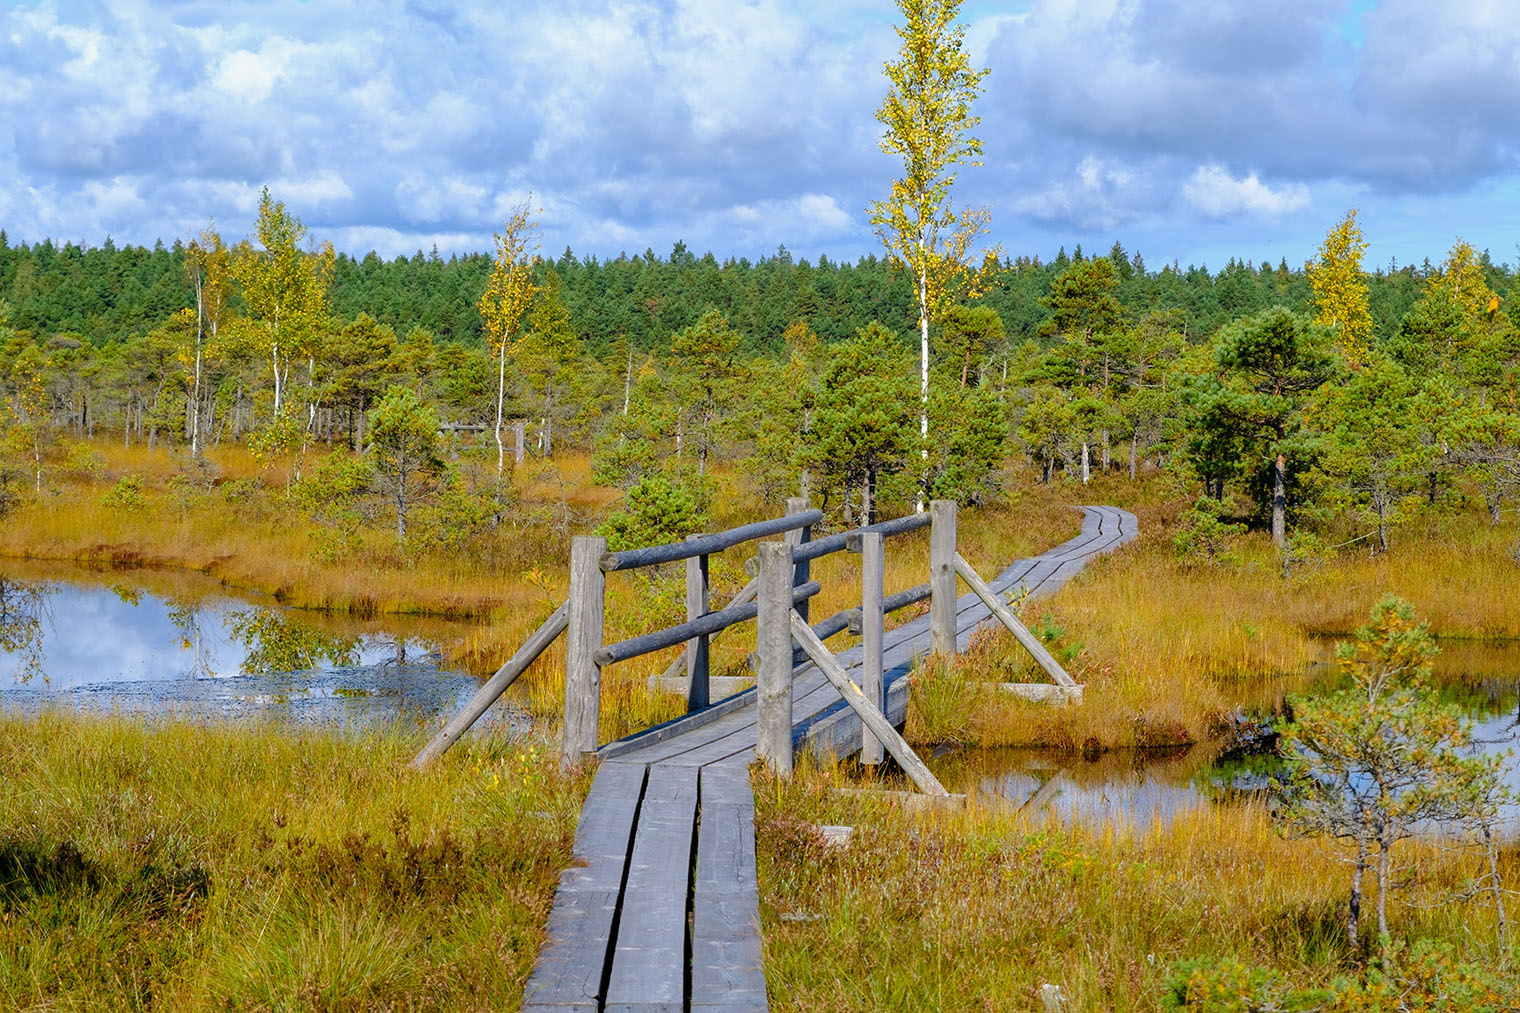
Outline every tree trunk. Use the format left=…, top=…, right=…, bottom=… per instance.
left=1485, top=822, right=1510, bottom=959
left=1081, top=442, right=1090, bottom=484
left=1376, top=830, right=1393, bottom=958
left=494, top=342, right=506, bottom=476
left=917, top=262, right=929, bottom=513
left=1272, top=452, right=1287, bottom=547
left=623, top=346, right=633, bottom=414
left=1128, top=432, right=1138, bottom=479
left=1376, top=494, right=1389, bottom=554
left=1348, top=840, right=1367, bottom=952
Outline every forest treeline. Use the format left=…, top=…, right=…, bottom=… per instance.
left=3, top=198, right=1520, bottom=553
left=5, top=222, right=1504, bottom=358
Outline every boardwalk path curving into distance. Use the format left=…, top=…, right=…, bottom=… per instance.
left=523, top=505, right=1138, bottom=1012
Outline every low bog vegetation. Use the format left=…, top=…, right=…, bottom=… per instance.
left=753, top=764, right=1520, bottom=1012
left=0, top=712, right=585, bottom=1011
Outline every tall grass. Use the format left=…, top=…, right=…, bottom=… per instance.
left=753, top=764, right=1519, bottom=1011
left=0, top=711, right=587, bottom=1010
left=909, top=471, right=1520, bottom=751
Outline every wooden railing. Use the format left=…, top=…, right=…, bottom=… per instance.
left=413, top=497, right=1076, bottom=777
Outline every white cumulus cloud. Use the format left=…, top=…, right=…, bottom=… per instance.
left=1183, top=165, right=1309, bottom=220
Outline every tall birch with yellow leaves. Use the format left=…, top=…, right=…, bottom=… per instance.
left=868, top=0, right=989, bottom=509
left=233, top=189, right=333, bottom=421
left=478, top=202, right=541, bottom=477
left=1308, top=209, right=1375, bottom=368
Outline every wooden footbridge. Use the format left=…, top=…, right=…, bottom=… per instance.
left=412, top=501, right=1137, bottom=1012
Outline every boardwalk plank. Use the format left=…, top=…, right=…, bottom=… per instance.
left=604, top=764, right=700, bottom=1013
left=523, top=763, right=647, bottom=1011
left=693, top=766, right=767, bottom=1010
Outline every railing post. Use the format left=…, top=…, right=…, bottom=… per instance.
left=756, top=540, right=794, bottom=777
left=785, top=496, right=812, bottom=623
left=860, top=530, right=885, bottom=765
left=561, top=534, right=606, bottom=767
left=930, top=500, right=958, bottom=657
left=685, top=534, right=710, bottom=712
left=513, top=419, right=525, bottom=466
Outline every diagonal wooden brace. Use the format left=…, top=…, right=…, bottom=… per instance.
left=788, top=610, right=949, bottom=797
left=954, top=553, right=1078, bottom=688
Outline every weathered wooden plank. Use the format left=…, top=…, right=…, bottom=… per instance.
left=859, top=530, right=885, bottom=765
left=687, top=538, right=711, bottom=712
left=755, top=542, right=794, bottom=777
left=693, top=765, right=766, bottom=1010
left=601, top=511, right=821, bottom=573
left=929, top=500, right=958, bottom=657
left=596, top=582, right=819, bottom=667
left=786, top=496, right=812, bottom=624
left=522, top=762, right=646, bottom=1011
left=605, top=764, right=700, bottom=1013
left=789, top=611, right=948, bottom=796
left=955, top=552, right=1077, bottom=688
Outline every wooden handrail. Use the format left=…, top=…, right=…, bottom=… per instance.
left=599, top=510, right=822, bottom=572
left=792, top=511, right=932, bottom=564
left=595, top=581, right=820, bottom=666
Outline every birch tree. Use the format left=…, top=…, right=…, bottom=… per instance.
left=867, top=0, right=989, bottom=509
left=477, top=202, right=541, bottom=477
left=1308, top=209, right=1375, bottom=369
left=232, top=190, right=333, bottom=420
left=184, top=224, right=230, bottom=457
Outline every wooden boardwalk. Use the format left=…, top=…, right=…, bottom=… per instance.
left=523, top=506, right=1138, bottom=1012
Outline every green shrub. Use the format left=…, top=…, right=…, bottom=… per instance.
left=100, top=473, right=147, bottom=511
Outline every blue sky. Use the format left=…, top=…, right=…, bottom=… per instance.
left=1, top=0, right=1517, bottom=271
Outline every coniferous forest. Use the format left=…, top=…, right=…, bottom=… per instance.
left=5, top=200, right=1519, bottom=545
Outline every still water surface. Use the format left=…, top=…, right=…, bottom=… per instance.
left=0, top=562, right=519, bottom=733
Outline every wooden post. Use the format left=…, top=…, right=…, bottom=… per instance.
left=785, top=496, right=812, bottom=623
left=685, top=534, right=710, bottom=712
left=789, top=612, right=949, bottom=796
left=930, top=499, right=958, bottom=657
left=858, top=530, right=885, bottom=764
left=513, top=419, right=525, bottom=465
left=561, top=535, right=606, bottom=767
left=755, top=540, right=794, bottom=777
